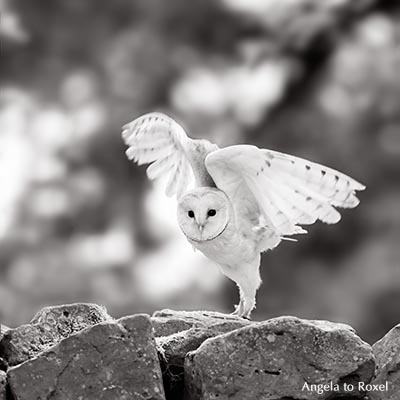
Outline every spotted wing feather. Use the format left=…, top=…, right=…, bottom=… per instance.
left=205, top=145, right=365, bottom=247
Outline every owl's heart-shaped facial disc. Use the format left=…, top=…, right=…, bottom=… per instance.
left=177, top=187, right=231, bottom=242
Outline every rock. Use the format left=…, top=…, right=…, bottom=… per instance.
left=0, top=325, right=9, bottom=372
left=185, top=316, right=375, bottom=400
left=0, top=359, right=7, bottom=373
left=0, top=371, right=6, bottom=400
left=153, top=310, right=251, bottom=365
left=30, top=302, right=110, bottom=326
left=370, top=323, right=400, bottom=400
left=153, top=310, right=250, bottom=399
left=0, top=303, right=112, bottom=366
left=8, top=314, right=166, bottom=400
left=151, top=315, right=193, bottom=338
left=0, top=325, right=10, bottom=337
left=152, top=309, right=250, bottom=337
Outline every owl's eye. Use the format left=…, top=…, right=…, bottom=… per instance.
left=188, top=210, right=195, bottom=218
left=207, top=209, right=216, bottom=217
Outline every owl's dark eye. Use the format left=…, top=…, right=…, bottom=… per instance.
left=188, top=210, right=195, bottom=218
left=207, top=209, right=216, bottom=217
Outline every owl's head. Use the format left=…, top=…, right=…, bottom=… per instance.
left=177, top=187, right=231, bottom=242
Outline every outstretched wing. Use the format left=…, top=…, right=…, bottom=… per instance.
left=205, top=145, right=365, bottom=248
left=122, top=112, right=217, bottom=197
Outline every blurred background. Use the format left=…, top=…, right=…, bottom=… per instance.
left=1, top=0, right=399, bottom=344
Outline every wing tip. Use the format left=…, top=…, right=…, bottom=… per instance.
left=323, top=213, right=342, bottom=224
left=121, top=127, right=131, bottom=142
left=353, top=181, right=366, bottom=191
left=352, top=196, right=361, bottom=208
left=125, top=148, right=135, bottom=160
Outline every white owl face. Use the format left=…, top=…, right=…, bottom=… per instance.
left=177, top=188, right=231, bottom=242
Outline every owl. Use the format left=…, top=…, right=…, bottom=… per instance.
left=122, top=112, right=365, bottom=318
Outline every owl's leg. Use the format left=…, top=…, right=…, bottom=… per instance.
left=238, top=272, right=261, bottom=319
left=229, top=256, right=262, bottom=319
left=231, top=289, right=245, bottom=316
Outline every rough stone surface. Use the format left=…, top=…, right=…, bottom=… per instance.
left=8, top=314, right=166, bottom=400
left=0, top=325, right=10, bottom=337
left=370, top=323, right=400, bottom=400
left=0, top=371, right=6, bottom=400
left=185, top=316, right=375, bottom=400
left=0, top=303, right=112, bottom=366
left=0, top=325, right=9, bottom=372
left=153, top=310, right=250, bottom=399
left=0, top=363, right=5, bottom=374
left=152, top=309, right=250, bottom=337
left=2, top=304, right=398, bottom=400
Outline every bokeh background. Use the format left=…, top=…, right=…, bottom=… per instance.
left=1, top=0, right=399, bottom=344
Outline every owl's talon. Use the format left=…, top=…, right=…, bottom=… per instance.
left=230, top=299, right=246, bottom=317
left=230, top=304, right=240, bottom=315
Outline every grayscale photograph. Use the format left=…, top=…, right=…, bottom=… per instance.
left=0, top=0, right=399, bottom=399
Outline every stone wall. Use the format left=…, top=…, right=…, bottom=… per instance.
left=0, top=304, right=398, bottom=400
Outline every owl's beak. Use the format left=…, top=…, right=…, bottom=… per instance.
left=195, top=218, right=205, bottom=233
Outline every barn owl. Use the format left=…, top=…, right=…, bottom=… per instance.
left=122, top=112, right=365, bottom=318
